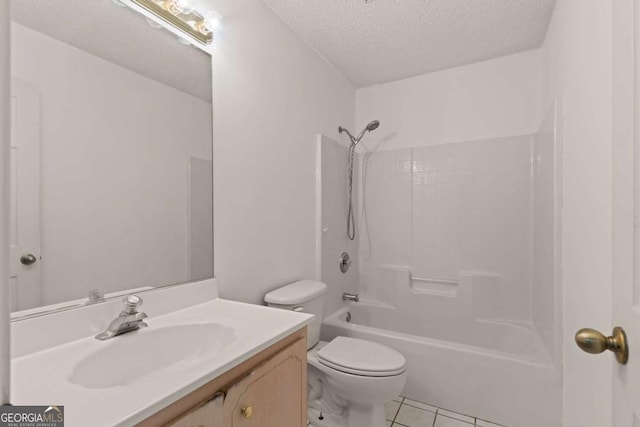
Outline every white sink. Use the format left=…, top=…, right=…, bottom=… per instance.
left=12, top=282, right=314, bottom=427
left=69, top=323, right=235, bottom=389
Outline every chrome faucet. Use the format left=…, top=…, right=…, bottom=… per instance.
left=95, top=295, right=148, bottom=341
left=342, top=292, right=359, bottom=302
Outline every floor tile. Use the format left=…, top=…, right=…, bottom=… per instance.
left=433, top=414, right=474, bottom=426
left=475, top=420, right=503, bottom=427
left=393, top=395, right=405, bottom=403
left=437, top=408, right=474, bottom=424
left=394, top=404, right=437, bottom=427
left=386, top=421, right=392, bottom=427
left=385, top=401, right=401, bottom=421
left=403, top=398, right=438, bottom=413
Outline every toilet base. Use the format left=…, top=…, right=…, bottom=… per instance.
left=307, top=402, right=386, bottom=427
left=308, top=407, right=345, bottom=427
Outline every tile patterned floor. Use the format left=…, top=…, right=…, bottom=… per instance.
left=385, top=396, right=504, bottom=427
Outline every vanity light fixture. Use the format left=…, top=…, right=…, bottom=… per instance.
left=129, top=0, right=220, bottom=45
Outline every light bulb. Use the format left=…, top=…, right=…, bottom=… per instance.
left=168, top=0, right=194, bottom=14
left=202, top=10, right=223, bottom=33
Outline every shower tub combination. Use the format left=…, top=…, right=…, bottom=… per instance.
left=321, top=302, right=560, bottom=427
left=317, top=126, right=562, bottom=426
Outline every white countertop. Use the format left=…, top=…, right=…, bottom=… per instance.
left=11, top=296, right=312, bottom=426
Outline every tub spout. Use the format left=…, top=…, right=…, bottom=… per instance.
left=342, top=292, right=359, bottom=302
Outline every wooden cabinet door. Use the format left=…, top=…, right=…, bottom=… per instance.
left=223, top=337, right=307, bottom=427
left=167, top=394, right=224, bottom=427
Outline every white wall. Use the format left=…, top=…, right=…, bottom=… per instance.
left=11, top=24, right=213, bottom=306
left=0, top=0, right=10, bottom=405
left=542, top=1, right=614, bottom=426
left=355, top=49, right=543, bottom=151
left=210, top=0, right=355, bottom=304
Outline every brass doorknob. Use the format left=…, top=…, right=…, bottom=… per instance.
left=575, top=326, right=629, bottom=364
left=241, top=406, right=253, bottom=419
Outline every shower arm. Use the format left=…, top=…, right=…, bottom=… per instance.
left=338, top=126, right=357, bottom=145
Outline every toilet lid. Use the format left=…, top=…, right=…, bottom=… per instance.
left=317, top=337, right=406, bottom=377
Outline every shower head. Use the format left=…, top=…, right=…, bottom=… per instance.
left=338, top=120, right=380, bottom=146
left=366, top=120, right=380, bottom=132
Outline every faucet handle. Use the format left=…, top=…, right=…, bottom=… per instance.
left=122, top=295, right=143, bottom=314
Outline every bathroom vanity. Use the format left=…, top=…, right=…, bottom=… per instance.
left=10, top=280, right=313, bottom=427
left=144, top=327, right=307, bottom=427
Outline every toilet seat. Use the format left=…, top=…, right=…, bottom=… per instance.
left=317, top=337, right=406, bottom=377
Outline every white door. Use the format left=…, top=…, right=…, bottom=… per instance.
left=9, top=78, right=41, bottom=311
left=611, top=0, right=640, bottom=425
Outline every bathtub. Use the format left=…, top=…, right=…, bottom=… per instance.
left=321, top=304, right=561, bottom=427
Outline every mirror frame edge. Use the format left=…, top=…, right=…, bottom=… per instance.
left=7, top=7, right=216, bottom=323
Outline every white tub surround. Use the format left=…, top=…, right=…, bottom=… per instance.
left=316, top=135, right=361, bottom=317
left=316, top=117, right=562, bottom=426
left=10, top=279, right=313, bottom=426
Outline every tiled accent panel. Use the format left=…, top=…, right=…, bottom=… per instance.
left=385, top=397, right=504, bottom=427
left=412, top=143, right=462, bottom=280
left=320, top=136, right=360, bottom=316
left=359, top=135, right=535, bottom=323
left=358, top=148, right=412, bottom=301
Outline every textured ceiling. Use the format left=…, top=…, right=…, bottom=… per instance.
left=261, top=0, right=556, bottom=88
left=11, top=0, right=212, bottom=102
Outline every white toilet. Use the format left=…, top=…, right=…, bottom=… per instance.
left=265, top=280, right=407, bottom=427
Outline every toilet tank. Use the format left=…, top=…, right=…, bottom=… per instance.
left=264, top=280, right=327, bottom=349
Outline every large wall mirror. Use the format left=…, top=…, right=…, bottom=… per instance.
left=9, top=0, right=213, bottom=317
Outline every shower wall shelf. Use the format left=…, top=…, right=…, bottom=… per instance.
left=409, top=275, right=459, bottom=297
